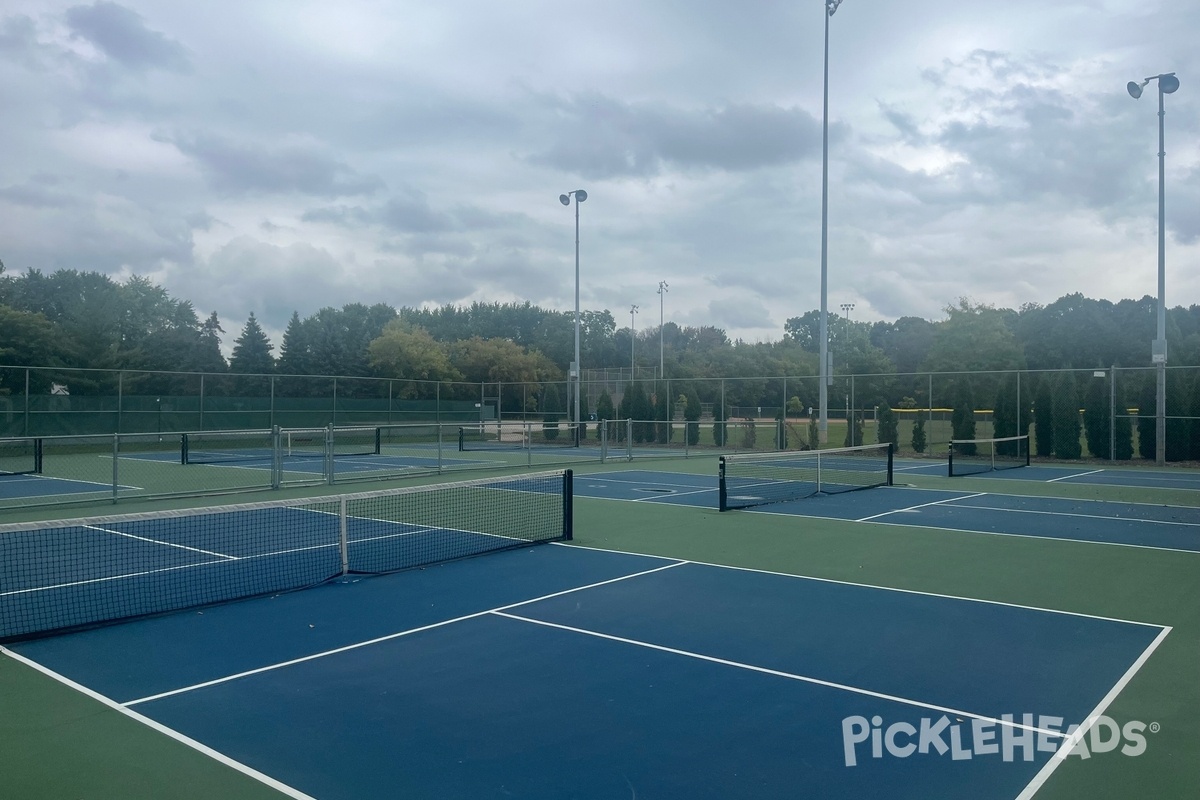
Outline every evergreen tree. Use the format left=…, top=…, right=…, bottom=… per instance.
left=685, top=386, right=702, bottom=446
left=1166, top=370, right=1190, bottom=462
left=1034, top=376, right=1055, bottom=457
left=596, top=389, right=615, bottom=443
left=993, top=374, right=1020, bottom=455
left=628, top=381, right=652, bottom=443
left=950, top=379, right=976, bottom=455
left=911, top=415, right=927, bottom=454
left=1082, top=373, right=1111, bottom=459
left=1136, top=379, right=1156, bottom=460
left=230, top=314, right=275, bottom=375
left=713, top=398, right=727, bottom=447
left=1052, top=371, right=1082, bottom=459
left=877, top=404, right=899, bottom=448
left=542, top=382, right=562, bottom=441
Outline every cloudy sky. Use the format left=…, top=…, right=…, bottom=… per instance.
left=1, top=0, right=1197, bottom=349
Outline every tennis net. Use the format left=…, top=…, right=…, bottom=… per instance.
left=0, top=437, right=42, bottom=476
left=719, top=443, right=893, bottom=511
left=459, top=421, right=580, bottom=451
left=0, top=469, right=572, bottom=641
left=948, top=435, right=1030, bottom=477
left=181, top=427, right=380, bottom=464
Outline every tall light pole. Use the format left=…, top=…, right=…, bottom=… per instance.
left=630, top=304, right=639, bottom=381
left=560, top=189, right=587, bottom=439
left=818, top=0, right=845, bottom=444
left=839, top=302, right=855, bottom=349
left=657, top=281, right=669, bottom=379
left=1128, top=72, right=1179, bottom=466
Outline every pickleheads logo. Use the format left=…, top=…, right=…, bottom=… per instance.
left=841, top=714, right=1157, bottom=767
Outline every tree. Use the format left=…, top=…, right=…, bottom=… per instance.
left=877, top=404, right=899, bottom=448
left=368, top=321, right=462, bottom=384
left=1082, top=374, right=1111, bottom=459
left=713, top=397, right=727, bottom=447
left=1052, top=371, right=1082, bottom=460
left=684, top=386, right=702, bottom=446
left=911, top=415, right=927, bottom=454
left=1137, top=379, right=1156, bottom=460
left=951, top=380, right=976, bottom=454
left=230, top=314, right=275, bottom=376
left=1034, top=377, right=1055, bottom=458
left=596, top=389, right=615, bottom=422
left=542, top=382, right=563, bottom=441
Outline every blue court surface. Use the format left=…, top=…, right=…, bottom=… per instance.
left=0, top=473, right=129, bottom=500
left=574, top=470, right=1200, bottom=553
left=5, top=541, right=1169, bottom=800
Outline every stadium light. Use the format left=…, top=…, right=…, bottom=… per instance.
left=818, top=0, right=847, bottom=444
left=1128, top=72, right=1179, bottom=465
left=560, top=189, right=587, bottom=439
left=658, top=281, right=669, bottom=380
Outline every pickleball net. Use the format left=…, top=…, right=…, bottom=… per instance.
left=718, top=443, right=894, bottom=511
left=0, top=469, right=572, bottom=641
left=0, top=436, right=42, bottom=476
left=948, top=435, right=1030, bottom=477
left=181, top=427, right=380, bottom=465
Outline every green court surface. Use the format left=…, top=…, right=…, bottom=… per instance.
left=2, top=456, right=1199, bottom=799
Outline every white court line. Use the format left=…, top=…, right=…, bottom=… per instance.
left=943, top=503, right=1200, bottom=529
left=0, top=646, right=317, bottom=800
left=553, top=542, right=1171, bottom=629
left=1047, top=469, right=1105, bottom=483
left=122, top=561, right=687, bottom=706
left=632, top=487, right=715, bottom=502
left=85, top=525, right=238, bottom=560
left=1016, top=625, right=1172, bottom=799
left=493, top=611, right=1065, bottom=738
left=855, top=492, right=987, bottom=522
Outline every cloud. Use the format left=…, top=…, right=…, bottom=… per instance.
left=64, top=2, right=189, bottom=72
left=524, top=91, right=826, bottom=179
left=169, top=132, right=385, bottom=197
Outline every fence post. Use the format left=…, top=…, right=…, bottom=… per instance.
left=1110, top=365, right=1116, bottom=463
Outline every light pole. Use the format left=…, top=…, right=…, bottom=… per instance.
left=818, top=0, right=845, bottom=444
left=1128, top=72, right=1179, bottom=466
left=657, top=281, right=669, bottom=379
left=630, top=304, right=639, bottom=381
left=840, top=303, right=854, bottom=446
left=839, top=302, right=855, bottom=349
left=559, top=189, right=587, bottom=439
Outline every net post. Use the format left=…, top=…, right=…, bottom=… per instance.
left=718, top=456, right=729, bottom=512
left=180, top=432, right=189, bottom=465
left=562, top=469, right=574, bottom=540
left=437, top=425, right=444, bottom=474
left=325, top=423, right=335, bottom=485
left=625, top=418, right=632, bottom=461
left=338, top=496, right=349, bottom=576
left=458, top=426, right=465, bottom=452
left=1024, top=435, right=1031, bottom=467
left=111, top=434, right=119, bottom=504
left=270, top=425, right=282, bottom=490
left=374, top=426, right=382, bottom=455
left=600, top=419, right=608, bottom=463
left=886, top=442, right=894, bottom=486
left=948, top=441, right=955, bottom=477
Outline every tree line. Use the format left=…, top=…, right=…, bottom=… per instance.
left=5, top=263, right=1200, bottom=457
